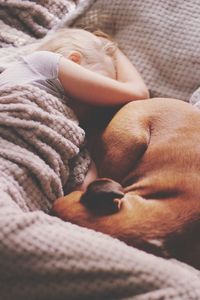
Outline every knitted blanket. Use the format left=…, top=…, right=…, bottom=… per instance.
left=1, top=1, right=200, bottom=300
left=0, top=84, right=90, bottom=205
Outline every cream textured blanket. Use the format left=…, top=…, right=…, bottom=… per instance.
left=0, top=84, right=90, bottom=201
left=1, top=1, right=200, bottom=300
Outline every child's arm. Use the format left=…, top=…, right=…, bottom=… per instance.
left=114, top=49, right=149, bottom=98
left=58, top=52, right=149, bottom=106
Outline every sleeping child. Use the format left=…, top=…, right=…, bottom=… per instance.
left=0, top=28, right=149, bottom=194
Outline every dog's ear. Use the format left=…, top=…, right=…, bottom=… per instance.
left=80, top=178, right=125, bottom=215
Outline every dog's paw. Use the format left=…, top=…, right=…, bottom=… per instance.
left=80, top=178, right=125, bottom=215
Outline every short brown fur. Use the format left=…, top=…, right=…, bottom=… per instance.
left=53, top=98, right=200, bottom=269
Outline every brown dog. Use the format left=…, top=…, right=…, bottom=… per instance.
left=52, top=98, right=200, bottom=269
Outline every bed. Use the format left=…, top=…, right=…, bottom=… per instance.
left=0, top=1, right=200, bottom=299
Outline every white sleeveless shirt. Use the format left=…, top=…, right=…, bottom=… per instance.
left=0, top=51, right=66, bottom=100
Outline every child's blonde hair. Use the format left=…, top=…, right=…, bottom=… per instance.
left=37, top=28, right=117, bottom=77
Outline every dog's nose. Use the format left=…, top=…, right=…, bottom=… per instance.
left=80, top=178, right=125, bottom=215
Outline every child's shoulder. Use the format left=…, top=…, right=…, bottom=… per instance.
left=22, top=51, right=62, bottom=79
left=23, top=50, right=61, bottom=64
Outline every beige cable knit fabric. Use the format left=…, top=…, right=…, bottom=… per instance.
left=0, top=0, right=76, bottom=40
left=0, top=0, right=77, bottom=70
left=1, top=1, right=200, bottom=300
left=0, top=84, right=90, bottom=197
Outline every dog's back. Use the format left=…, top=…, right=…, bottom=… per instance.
left=121, top=99, right=200, bottom=199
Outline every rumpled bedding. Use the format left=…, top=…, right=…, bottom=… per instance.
left=0, top=84, right=90, bottom=204
left=0, top=1, right=200, bottom=300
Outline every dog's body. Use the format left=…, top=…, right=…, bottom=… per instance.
left=53, top=98, right=200, bottom=268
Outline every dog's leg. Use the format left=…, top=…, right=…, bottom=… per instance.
left=95, top=102, right=151, bottom=182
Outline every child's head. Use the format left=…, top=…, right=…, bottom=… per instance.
left=37, top=28, right=117, bottom=79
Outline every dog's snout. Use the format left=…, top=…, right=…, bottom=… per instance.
left=80, top=178, right=125, bottom=215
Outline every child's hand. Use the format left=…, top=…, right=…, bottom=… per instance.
left=114, top=48, right=149, bottom=99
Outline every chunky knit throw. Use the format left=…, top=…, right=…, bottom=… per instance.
left=0, top=84, right=90, bottom=202
left=1, top=1, right=200, bottom=300
left=0, top=0, right=77, bottom=70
